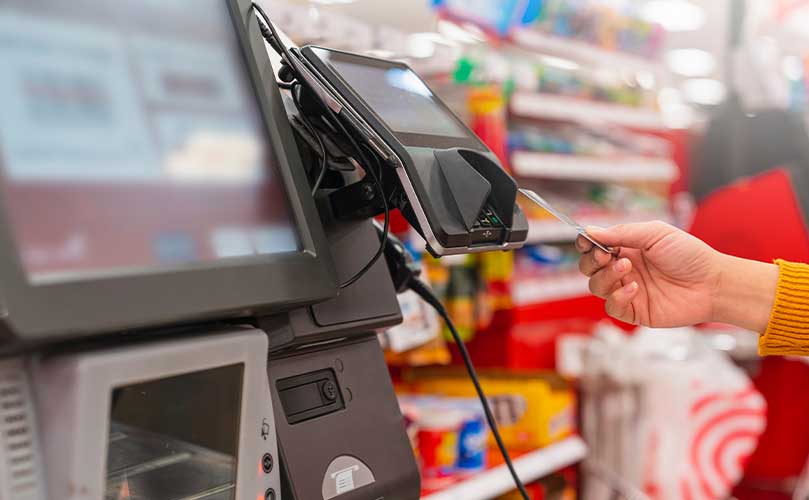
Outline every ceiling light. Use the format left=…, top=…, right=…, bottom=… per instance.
left=407, top=34, right=437, bottom=59
left=641, top=0, right=705, bottom=32
left=461, top=22, right=487, bottom=40
left=682, top=78, right=726, bottom=106
left=666, top=48, right=715, bottom=77
left=662, top=104, right=695, bottom=129
left=438, top=20, right=485, bottom=45
left=658, top=88, right=694, bottom=128
left=539, top=55, right=580, bottom=71
left=410, top=32, right=457, bottom=47
left=636, top=71, right=657, bottom=90
left=783, top=55, right=804, bottom=81
left=658, top=87, right=684, bottom=109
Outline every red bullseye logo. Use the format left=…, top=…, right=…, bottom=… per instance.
left=679, top=388, right=766, bottom=500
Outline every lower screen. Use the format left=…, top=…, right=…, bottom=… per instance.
left=0, top=0, right=299, bottom=283
left=106, top=364, right=244, bottom=500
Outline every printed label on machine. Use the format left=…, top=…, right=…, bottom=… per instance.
left=322, top=456, right=375, bottom=499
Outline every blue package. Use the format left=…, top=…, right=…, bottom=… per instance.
left=457, top=414, right=487, bottom=471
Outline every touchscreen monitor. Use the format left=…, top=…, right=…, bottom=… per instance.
left=0, top=0, right=299, bottom=284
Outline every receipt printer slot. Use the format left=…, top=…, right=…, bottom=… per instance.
left=278, top=369, right=344, bottom=424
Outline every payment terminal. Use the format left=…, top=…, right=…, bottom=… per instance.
left=295, top=46, right=530, bottom=256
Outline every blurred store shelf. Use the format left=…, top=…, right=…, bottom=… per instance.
left=512, top=274, right=590, bottom=306
left=421, top=436, right=587, bottom=500
left=512, top=152, right=678, bottom=182
left=510, top=28, right=665, bottom=76
left=511, top=92, right=666, bottom=130
left=527, top=213, right=673, bottom=243
left=700, top=326, right=761, bottom=362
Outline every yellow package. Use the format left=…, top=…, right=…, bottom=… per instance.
left=404, top=368, right=575, bottom=451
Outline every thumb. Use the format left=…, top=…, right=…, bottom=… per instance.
left=586, top=221, right=675, bottom=250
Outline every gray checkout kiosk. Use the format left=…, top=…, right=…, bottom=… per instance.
left=0, top=1, right=418, bottom=500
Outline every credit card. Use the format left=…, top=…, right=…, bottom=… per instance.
left=518, top=188, right=617, bottom=255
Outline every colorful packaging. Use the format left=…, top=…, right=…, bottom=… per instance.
left=417, top=408, right=464, bottom=489
left=496, top=473, right=576, bottom=500
left=456, top=411, right=487, bottom=473
left=406, top=369, right=576, bottom=451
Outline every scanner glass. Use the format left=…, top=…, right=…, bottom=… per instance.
left=106, top=364, right=243, bottom=500
left=0, top=0, right=299, bottom=283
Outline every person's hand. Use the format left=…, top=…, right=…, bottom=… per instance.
left=576, top=221, right=778, bottom=331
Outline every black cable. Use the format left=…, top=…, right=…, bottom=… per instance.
left=252, top=3, right=295, bottom=64
left=251, top=2, right=389, bottom=290
left=291, top=86, right=328, bottom=195
left=338, top=146, right=390, bottom=289
left=408, top=278, right=532, bottom=500
left=322, top=105, right=390, bottom=290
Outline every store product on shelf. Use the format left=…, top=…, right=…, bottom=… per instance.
left=496, top=473, right=576, bottom=500
left=535, top=63, right=655, bottom=107
left=420, top=247, right=518, bottom=343
left=531, top=0, right=665, bottom=59
left=398, top=395, right=489, bottom=489
left=514, top=245, right=581, bottom=284
left=453, top=49, right=658, bottom=109
left=519, top=180, right=670, bottom=223
left=457, top=411, right=488, bottom=473
left=433, top=0, right=665, bottom=60
left=404, top=368, right=576, bottom=451
left=509, top=123, right=672, bottom=159
left=431, top=0, right=542, bottom=36
left=381, top=289, right=441, bottom=354
left=417, top=408, right=463, bottom=489
left=380, top=248, right=453, bottom=366
left=509, top=244, right=589, bottom=306
left=564, top=325, right=767, bottom=500
left=469, top=86, right=511, bottom=167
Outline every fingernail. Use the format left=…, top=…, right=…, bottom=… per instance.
left=624, top=282, right=639, bottom=294
left=614, top=259, right=628, bottom=272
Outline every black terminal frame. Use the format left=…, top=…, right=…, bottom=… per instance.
left=0, top=0, right=336, bottom=342
left=300, top=46, right=526, bottom=253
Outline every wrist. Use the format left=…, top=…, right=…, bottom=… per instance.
left=713, top=253, right=779, bottom=332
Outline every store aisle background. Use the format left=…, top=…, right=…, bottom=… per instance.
left=262, top=1, right=809, bottom=499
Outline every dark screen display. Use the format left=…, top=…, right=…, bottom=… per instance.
left=0, top=0, right=299, bottom=283
left=314, top=48, right=469, bottom=139
left=107, top=364, right=244, bottom=500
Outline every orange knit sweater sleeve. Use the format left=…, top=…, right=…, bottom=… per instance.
left=760, top=259, right=809, bottom=356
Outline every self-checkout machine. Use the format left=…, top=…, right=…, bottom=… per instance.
left=0, top=1, right=530, bottom=500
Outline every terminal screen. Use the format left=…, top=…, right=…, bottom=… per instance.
left=312, top=47, right=470, bottom=139
left=0, top=0, right=299, bottom=283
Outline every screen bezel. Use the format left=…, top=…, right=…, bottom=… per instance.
left=0, top=0, right=337, bottom=341
left=303, top=46, right=486, bottom=150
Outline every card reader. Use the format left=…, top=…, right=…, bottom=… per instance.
left=293, top=46, right=530, bottom=256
